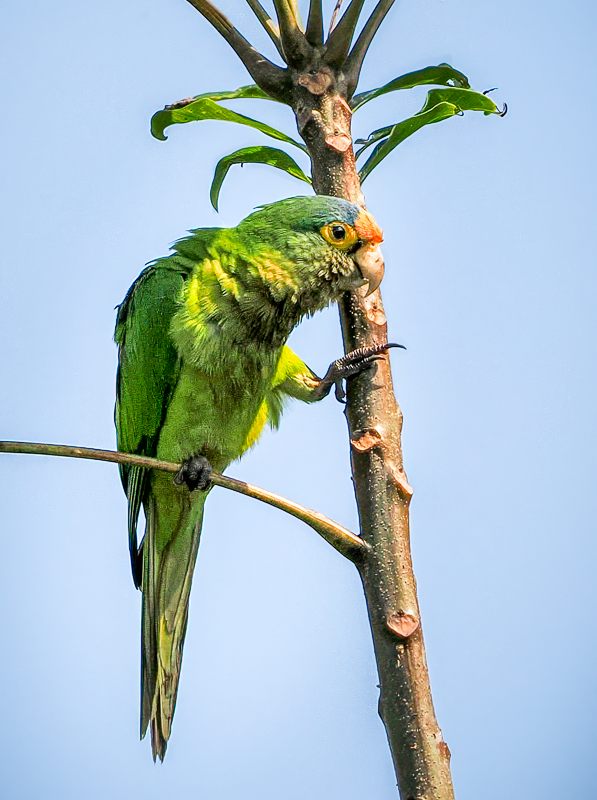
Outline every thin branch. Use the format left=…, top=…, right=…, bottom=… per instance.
left=324, top=0, right=365, bottom=67
left=305, top=0, right=324, bottom=45
left=183, top=0, right=288, bottom=96
left=344, top=0, right=396, bottom=97
left=285, top=0, right=305, bottom=32
left=245, top=0, right=286, bottom=60
left=327, top=0, right=343, bottom=36
left=0, top=441, right=368, bottom=562
left=271, top=0, right=310, bottom=66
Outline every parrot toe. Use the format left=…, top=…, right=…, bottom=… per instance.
left=173, top=455, right=213, bottom=492
left=316, top=343, right=406, bottom=403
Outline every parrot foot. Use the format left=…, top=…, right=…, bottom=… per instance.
left=316, top=342, right=405, bottom=403
left=173, top=455, right=213, bottom=492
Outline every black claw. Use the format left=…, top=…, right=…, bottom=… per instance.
left=173, top=455, right=213, bottom=492
left=320, top=342, right=405, bottom=403
left=337, top=342, right=405, bottom=373
left=334, top=381, right=347, bottom=403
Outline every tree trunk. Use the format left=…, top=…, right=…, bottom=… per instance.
left=289, top=71, right=455, bottom=799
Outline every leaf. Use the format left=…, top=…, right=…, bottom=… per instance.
left=354, top=125, right=393, bottom=155
left=151, top=85, right=276, bottom=139
left=350, top=64, right=470, bottom=112
left=151, top=92, right=307, bottom=152
left=420, top=87, right=500, bottom=116
left=358, top=88, right=501, bottom=183
left=189, top=85, right=275, bottom=103
left=210, top=146, right=312, bottom=211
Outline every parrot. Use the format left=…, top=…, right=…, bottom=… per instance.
left=114, top=195, right=393, bottom=761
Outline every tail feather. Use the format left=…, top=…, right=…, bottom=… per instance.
left=140, top=483, right=206, bottom=761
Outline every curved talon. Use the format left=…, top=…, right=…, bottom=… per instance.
left=321, top=342, right=406, bottom=404
left=483, top=87, right=498, bottom=95
left=498, top=102, right=508, bottom=117
left=173, top=455, right=213, bottom=492
left=334, top=381, right=347, bottom=403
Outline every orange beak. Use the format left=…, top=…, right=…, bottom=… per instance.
left=354, top=209, right=384, bottom=295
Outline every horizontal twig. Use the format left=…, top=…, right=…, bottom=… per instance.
left=0, top=441, right=368, bottom=562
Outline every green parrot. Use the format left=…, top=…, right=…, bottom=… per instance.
left=114, top=195, right=392, bottom=761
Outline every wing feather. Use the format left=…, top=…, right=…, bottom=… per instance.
left=115, top=257, right=190, bottom=585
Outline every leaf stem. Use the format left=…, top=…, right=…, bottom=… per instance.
left=324, top=0, right=365, bottom=67
left=344, top=0, right=397, bottom=97
left=0, top=440, right=367, bottom=562
left=183, top=0, right=288, bottom=98
left=245, top=0, right=286, bottom=59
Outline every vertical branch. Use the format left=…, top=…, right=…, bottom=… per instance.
left=305, top=0, right=324, bottom=45
left=245, top=0, right=286, bottom=59
left=344, top=0, right=397, bottom=97
left=299, top=84, right=454, bottom=798
left=327, top=0, right=344, bottom=35
left=183, top=0, right=288, bottom=97
left=323, top=0, right=366, bottom=67
left=272, top=0, right=310, bottom=65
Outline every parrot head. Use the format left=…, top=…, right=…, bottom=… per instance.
left=236, top=196, right=385, bottom=304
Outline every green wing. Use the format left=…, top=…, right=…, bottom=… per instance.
left=115, top=256, right=190, bottom=586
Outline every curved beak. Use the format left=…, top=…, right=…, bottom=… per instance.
left=354, top=209, right=384, bottom=296
left=355, top=243, right=384, bottom=296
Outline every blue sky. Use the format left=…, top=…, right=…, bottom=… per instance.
left=1, top=0, right=596, bottom=797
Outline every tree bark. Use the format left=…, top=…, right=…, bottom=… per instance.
left=286, top=65, right=455, bottom=799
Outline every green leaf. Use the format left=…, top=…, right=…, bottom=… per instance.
left=151, top=85, right=276, bottom=139
left=151, top=92, right=307, bottom=152
left=354, top=126, right=393, bottom=156
left=210, top=146, right=312, bottom=211
left=189, top=85, right=275, bottom=103
left=420, top=87, right=500, bottom=116
left=358, top=88, right=501, bottom=183
left=350, top=64, right=470, bottom=112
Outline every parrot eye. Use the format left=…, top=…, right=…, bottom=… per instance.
left=320, top=222, right=359, bottom=250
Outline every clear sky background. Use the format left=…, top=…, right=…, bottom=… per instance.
left=1, top=1, right=596, bottom=798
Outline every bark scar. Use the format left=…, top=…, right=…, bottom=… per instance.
left=439, top=740, right=452, bottom=761
left=298, top=69, right=333, bottom=95
left=387, top=462, right=413, bottom=499
left=351, top=428, right=383, bottom=452
left=325, top=132, right=352, bottom=152
left=387, top=612, right=419, bottom=639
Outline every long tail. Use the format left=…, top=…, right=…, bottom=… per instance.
left=140, top=476, right=207, bottom=761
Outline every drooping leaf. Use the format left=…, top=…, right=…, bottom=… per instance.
left=151, top=85, right=276, bottom=139
left=354, top=125, right=393, bottom=156
left=187, top=85, right=274, bottom=103
left=210, top=146, right=312, bottom=211
left=358, top=103, right=457, bottom=180
left=151, top=94, right=306, bottom=152
left=419, top=87, right=501, bottom=116
left=350, top=64, right=470, bottom=112
left=358, top=88, right=502, bottom=182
